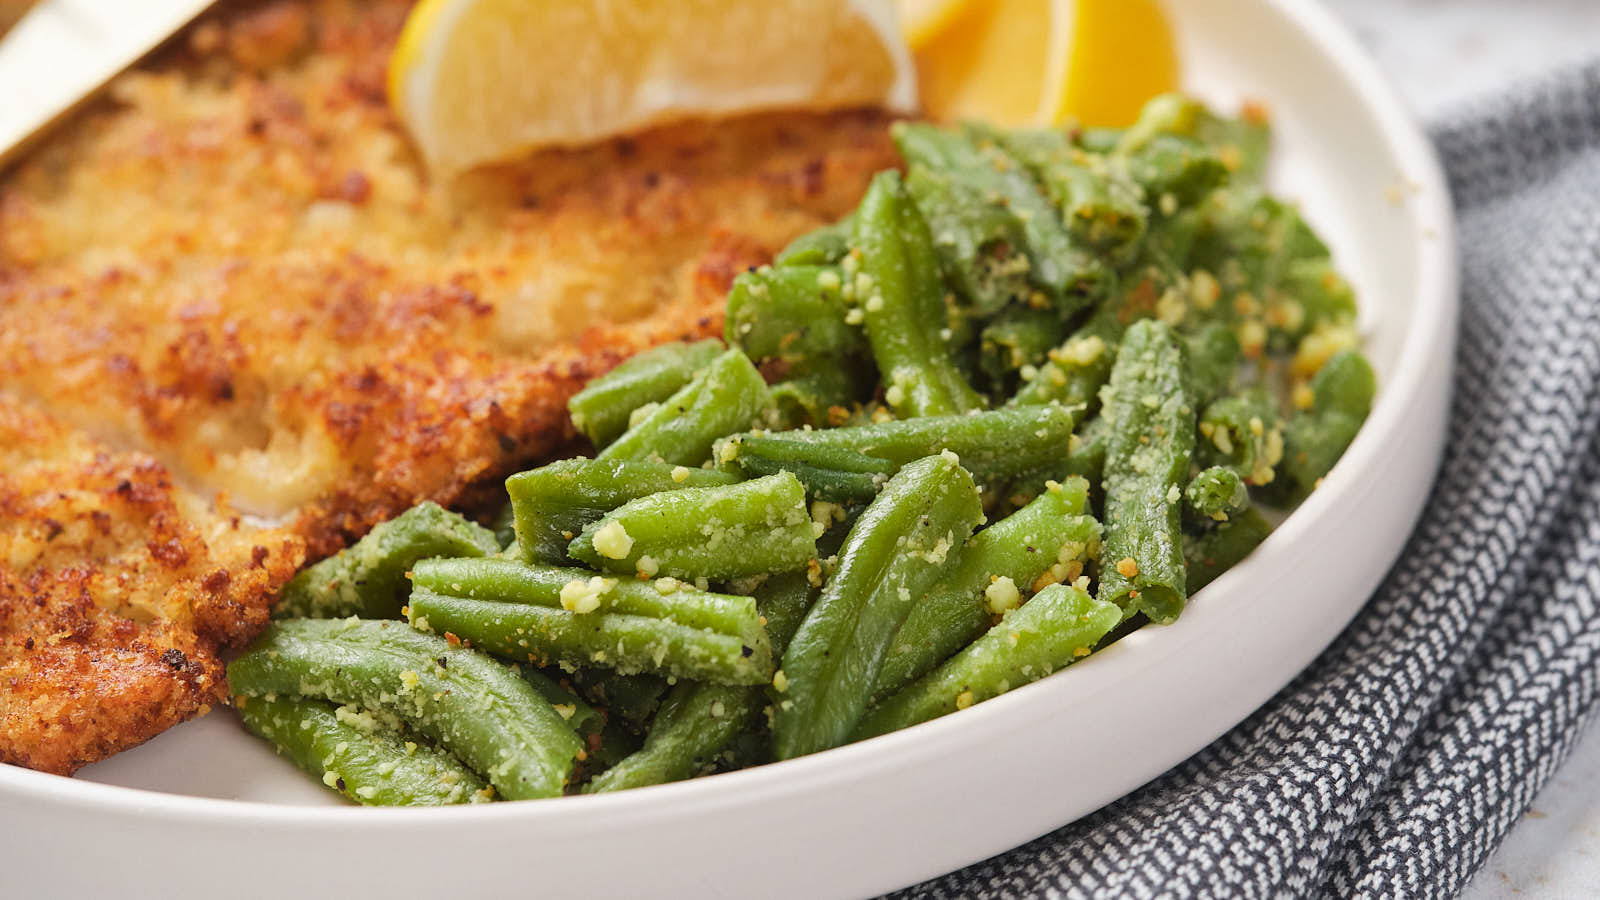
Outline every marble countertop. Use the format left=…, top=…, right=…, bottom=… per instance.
left=1316, top=2, right=1598, bottom=896
left=1328, top=0, right=1599, bottom=113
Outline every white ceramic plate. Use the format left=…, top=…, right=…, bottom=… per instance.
left=0, top=0, right=1456, bottom=895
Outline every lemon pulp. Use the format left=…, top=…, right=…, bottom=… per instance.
left=907, top=0, right=1180, bottom=129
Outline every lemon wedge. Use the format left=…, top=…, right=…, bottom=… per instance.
left=904, top=0, right=1179, bottom=128
left=897, top=0, right=973, bottom=49
left=389, top=0, right=917, bottom=176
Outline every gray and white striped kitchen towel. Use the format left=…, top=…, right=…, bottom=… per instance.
left=909, top=62, right=1600, bottom=899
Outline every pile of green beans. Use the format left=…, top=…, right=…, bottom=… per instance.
left=234, top=94, right=1375, bottom=804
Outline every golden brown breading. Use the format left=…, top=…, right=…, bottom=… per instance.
left=0, top=0, right=897, bottom=773
left=0, top=397, right=304, bottom=774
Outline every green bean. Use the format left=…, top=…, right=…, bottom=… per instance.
left=717, top=403, right=1083, bottom=491
left=1009, top=267, right=1162, bottom=410
left=1191, top=190, right=1328, bottom=314
left=1116, top=93, right=1272, bottom=186
left=490, top=503, right=516, bottom=551
left=1282, top=349, right=1375, bottom=495
left=729, top=437, right=895, bottom=504
left=599, top=348, right=771, bottom=466
left=750, top=570, right=819, bottom=654
left=234, top=694, right=490, bottom=806
left=506, top=458, right=740, bottom=564
left=566, top=669, right=667, bottom=733
left=775, top=216, right=853, bottom=267
left=890, top=123, right=1025, bottom=307
left=1260, top=192, right=1330, bottom=261
left=1303, top=348, right=1376, bottom=415
left=567, top=340, right=724, bottom=448
left=1181, top=321, right=1242, bottom=407
left=1116, top=97, right=1276, bottom=219
left=727, top=439, right=898, bottom=478
left=1076, top=126, right=1124, bottom=155
left=814, top=503, right=862, bottom=562
left=850, top=170, right=985, bottom=418
left=1185, top=466, right=1250, bottom=522
left=567, top=473, right=816, bottom=580
left=408, top=589, right=773, bottom=686
left=589, top=718, right=645, bottom=771
left=1066, top=416, right=1111, bottom=485
left=1145, top=179, right=1217, bottom=267
left=273, top=501, right=499, bottom=620
left=411, top=557, right=760, bottom=636
left=1142, top=207, right=1205, bottom=275
left=1009, top=322, right=1117, bottom=410
left=584, top=572, right=819, bottom=792
left=516, top=666, right=602, bottom=736
left=873, top=478, right=1100, bottom=700
left=514, top=666, right=638, bottom=769
left=998, top=416, right=1110, bottom=508
left=583, top=678, right=757, bottom=791
left=1192, top=104, right=1272, bottom=185
left=1123, top=134, right=1229, bottom=208
left=1185, top=507, right=1274, bottom=593
left=1281, top=257, right=1358, bottom=335
left=937, top=288, right=984, bottom=361
left=979, top=306, right=1069, bottom=387
left=1096, top=320, right=1196, bottom=624
left=1115, top=93, right=1206, bottom=155
left=1198, top=387, right=1283, bottom=486
left=724, top=265, right=866, bottom=368
left=903, top=164, right=1033, bottom=311
left=228, top=618, right=583, bottom=800
left=896, top=122, right=1099, bottom=315
left=775, top=453, right=983, bottom=759
left=854, top=583, right=1121, bottom=739
left=987, top=125, right=1147, bottom=261
left=768, top=365, right=872, bottom=429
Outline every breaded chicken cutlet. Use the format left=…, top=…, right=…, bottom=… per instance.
left=0, top=0, right=897, bottom=774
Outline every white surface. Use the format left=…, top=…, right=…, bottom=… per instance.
left=1329, top=0, right=1600, bottom=113
left=1465, top=728, right=1600, bottom=900
left=1322, top=2, right=1600, bottom=897
left=0, top=1, right=1458, bottom=897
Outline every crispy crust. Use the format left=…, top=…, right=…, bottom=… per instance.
left=0, top=398, right=304, bottom=773
left=0, top=0, right=897, bottom=773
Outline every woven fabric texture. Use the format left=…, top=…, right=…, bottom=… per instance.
left=906, top=62, right=1600, bottom=900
